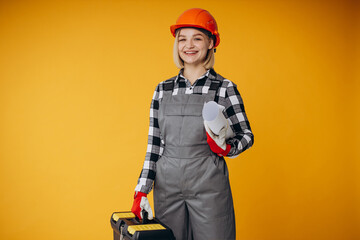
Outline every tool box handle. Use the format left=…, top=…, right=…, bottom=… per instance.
left=142, top=210, right=149, bottom=224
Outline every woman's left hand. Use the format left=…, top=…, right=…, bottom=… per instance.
left=204, top=123, right=231, bottom=157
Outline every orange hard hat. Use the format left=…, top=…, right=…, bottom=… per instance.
left=170, top=8, right=220, bottom=48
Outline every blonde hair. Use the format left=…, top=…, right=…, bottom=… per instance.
left=173, top=29, right=215, bottom=69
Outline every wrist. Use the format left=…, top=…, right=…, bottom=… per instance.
left=218, top=144, right=231, bottom=157
left=134, top=191, right=147, bottom=199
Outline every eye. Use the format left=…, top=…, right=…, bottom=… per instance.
left=178, top=38, right=186, bottom=42
left=194, top=38, right=203, bottom=41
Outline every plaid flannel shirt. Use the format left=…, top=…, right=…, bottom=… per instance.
left=135, top=68, right=254, bottom=194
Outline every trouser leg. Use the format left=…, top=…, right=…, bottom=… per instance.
left=185, top=155, right=236, bottom=240
left=154, top=156, right=191, bottom=240
left=154, top=195, right=190, bottom=240
left=186, top=192, right=235, bottom=240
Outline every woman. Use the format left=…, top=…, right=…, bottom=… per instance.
left=131, top=8, right=254, bottom=240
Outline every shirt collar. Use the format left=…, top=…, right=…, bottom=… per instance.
left=175, top=68, right=217, bottom=83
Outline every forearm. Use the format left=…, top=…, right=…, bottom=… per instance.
left=217, top=80, right=254, bottom=158
left=135, top=122, right=163, bottom=194
left=226, top=129, right=254, bottom=158
left=135, top=84, right=163, bottom=194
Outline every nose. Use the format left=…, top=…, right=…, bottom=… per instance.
left=185, top=39, right=194, bottom=48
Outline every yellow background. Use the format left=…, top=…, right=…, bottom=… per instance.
left=0, top=0, right=359, bottom=239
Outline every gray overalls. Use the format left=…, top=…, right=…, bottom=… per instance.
left=154, top=75, right=236, bottom=240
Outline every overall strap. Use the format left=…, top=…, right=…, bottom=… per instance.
left=162, top=77, right=176, bottom=100
left=163, top=78, right=175, bottom=91
left=211, top=73, right=225, bottom=103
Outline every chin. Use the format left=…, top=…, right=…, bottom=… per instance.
left=181, top=57, right=204, bottom=66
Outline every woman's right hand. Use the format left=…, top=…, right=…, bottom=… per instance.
left=131, top=191, right=154, bottom=220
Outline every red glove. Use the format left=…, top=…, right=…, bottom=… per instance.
left=131, top=192, right=153, bottom=220
left=204, top=122, right=231, bottom=157
left=206, top=132, right=231, bottom=156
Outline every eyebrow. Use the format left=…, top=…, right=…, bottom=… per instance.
left=179, top=34, right=204, bottom=38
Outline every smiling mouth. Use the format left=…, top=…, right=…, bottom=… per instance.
left=184, top=51, right=198, bottom=55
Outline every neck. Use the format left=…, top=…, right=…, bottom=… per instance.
left=183, top=64, right=208, bottom=85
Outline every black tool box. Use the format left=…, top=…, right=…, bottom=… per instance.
left=110, top=211, right=175, bottom=240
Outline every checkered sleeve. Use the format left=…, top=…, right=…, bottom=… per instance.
left=135, top=83, right=164, bottom=194
left=217, top=79, right=254, bottom=158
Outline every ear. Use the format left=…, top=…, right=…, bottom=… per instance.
left=208, top=37, right=214, bottom=50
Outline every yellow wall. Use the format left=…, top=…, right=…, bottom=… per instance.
left=0, top=0, right=358, bottom=239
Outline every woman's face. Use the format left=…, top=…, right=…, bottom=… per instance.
left=178, top=28, right=214, bottom=66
